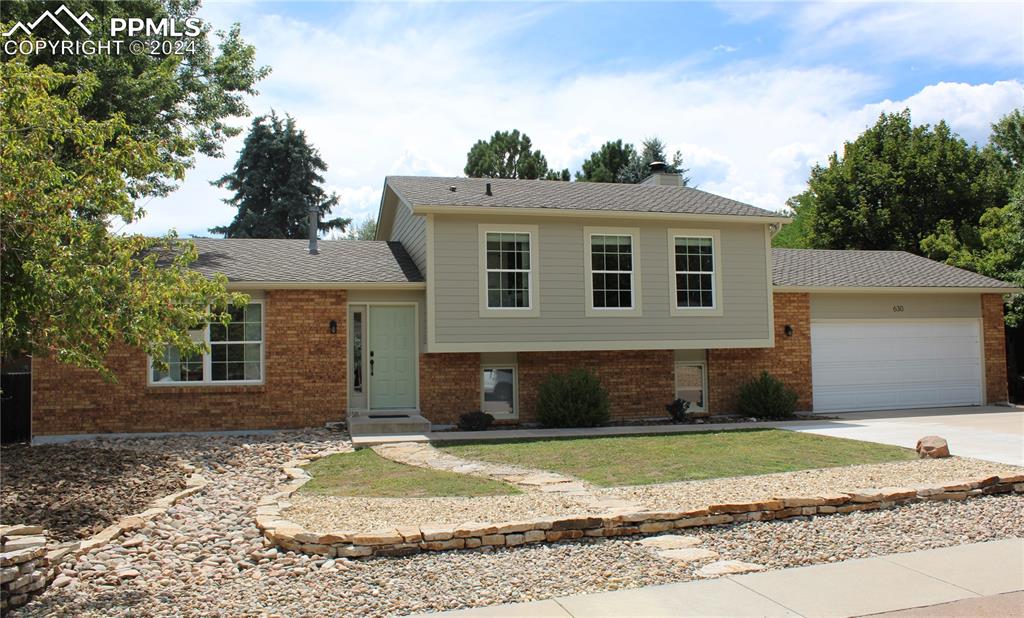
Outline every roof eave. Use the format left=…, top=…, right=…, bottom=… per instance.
left=772, top=285, right=1021, bottom=294
left=411, top=204, right=791, bottom=224
left=225, top=281, right=426, bottom=290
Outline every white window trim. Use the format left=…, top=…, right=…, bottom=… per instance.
left=147, top=299, right=266, bottom=386
left=668, top=228, right=724, bottom=317
left=674, top=360, right=708, bottom=413
left=583, top=226, right=642, bottom=317
left=480, top=364, right=519, bottom=420
left=478, top=224, right=540, bottom=318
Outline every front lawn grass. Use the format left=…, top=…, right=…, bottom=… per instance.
left=299, top=448, right=520, bottom=497
left=438, top=429, right=917, bottom=487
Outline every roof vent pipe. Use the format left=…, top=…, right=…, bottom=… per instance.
left=308, top=206, right=319, bottom=255
left=485, top=182, right=492, bottom=196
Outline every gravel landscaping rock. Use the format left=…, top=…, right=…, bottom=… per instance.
left=286, top=493, right=602, bottom=532
left=9, top=430, right=1024, bottom=617
left=601, top=457, right=1023, bottom=511
left=0, top=444, right=187, bottom=541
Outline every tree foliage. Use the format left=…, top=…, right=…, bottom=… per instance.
left=796, top=110, right=1005, bottom=252
left=345, top=216, right=378, bottom=240
left=464, top=130, right=552, bottom=179
left=576, top=139, right=636, bottom=182
left=770, top=192, right=813, bottom=249
left=2, top=0, right=270, bottom=196
left=921, top=109, right=1024, bottom=324
left=0, top=59, right=243, bottom=375
left=210, top=112, right=348, bottom=238
left=617, top=137, right=690, bottom=185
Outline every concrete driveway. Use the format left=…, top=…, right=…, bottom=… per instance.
left=786, top=405, right=1024, bottom=467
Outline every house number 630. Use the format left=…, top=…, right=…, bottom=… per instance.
left=892, top=305, right=905, bottom=312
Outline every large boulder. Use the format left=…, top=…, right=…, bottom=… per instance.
left=916, top=435, right=950, bottom=458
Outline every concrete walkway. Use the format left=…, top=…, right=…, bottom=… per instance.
left=787, top=406, right=1024, bottom=467
left=428, top=538, right=1024, bottom=617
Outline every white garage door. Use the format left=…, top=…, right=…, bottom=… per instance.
left=811, top=320, right=983, bottom=412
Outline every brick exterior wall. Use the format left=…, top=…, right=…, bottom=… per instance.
left=517, top=350, right=675, bottom=423
left=418, top=352, right=481, bottom=424
left=31, top=290, right=348, bottom=436
left=707, top=293, right=812, bottom=413
left=982, top=293, right=1009, bottom=403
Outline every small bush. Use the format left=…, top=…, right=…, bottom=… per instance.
left=457, top=411, right=495, bottom=431
left=665, top=398, right=691, bottom=423
left=536, top=368, right=610, bottom=428
left=736, top=371, right=798, bottom=419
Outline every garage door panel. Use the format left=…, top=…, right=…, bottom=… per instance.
left=811, top=320, right=983, bottom=413
left=812, top=359, right=982, bottom=385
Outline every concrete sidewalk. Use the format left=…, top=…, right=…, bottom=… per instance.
left=428, top=538, right=1024, bottom=617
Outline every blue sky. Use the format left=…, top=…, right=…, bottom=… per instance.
left=134, top=1, right=1024, bottom=237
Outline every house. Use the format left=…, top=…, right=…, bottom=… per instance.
left=30, top=170, right=1018, bottom=439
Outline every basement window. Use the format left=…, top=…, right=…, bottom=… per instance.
left=481, top=366, right=517, bottom=418
left=150, top=301, right=264, bottom=385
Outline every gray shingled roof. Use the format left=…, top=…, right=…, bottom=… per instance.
left=386, top=176, right=782, bottom=218
left=773, top=249, right=1016, bottom=289
left=188, top=239, right=423, bottom=283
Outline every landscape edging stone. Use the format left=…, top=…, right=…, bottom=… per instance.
left=255, top=453, right=1024, bottom=559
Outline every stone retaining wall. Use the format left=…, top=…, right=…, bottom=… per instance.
left=1, top=525, right=51, bottom=611
left=255, top=455, right=1024, bottom=559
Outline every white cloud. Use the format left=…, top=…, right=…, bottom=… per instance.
left=128, top=3, right=1024, bottom=236
left=733, top=1, right=1024, bottom=67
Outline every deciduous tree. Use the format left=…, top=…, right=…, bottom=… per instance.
left=799, top=110, right=1005, bottom=252
left=2, top=0, right=270, bottom=196
left=0, top=59, right=242, bottom=375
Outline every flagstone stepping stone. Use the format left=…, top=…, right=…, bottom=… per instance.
left=696, top=560, right=767, bottom=577
left=637, top=535, right=703, bottom=550
left=657, top=548, right=720, bottom=562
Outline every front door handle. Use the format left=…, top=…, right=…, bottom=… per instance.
left=370, top=357, right=374, bottom=376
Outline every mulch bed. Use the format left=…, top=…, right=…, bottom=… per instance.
left=0, top=444, right=186, bottom=542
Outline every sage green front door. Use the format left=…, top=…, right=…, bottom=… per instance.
left=368, top=306, right=417, bottom=409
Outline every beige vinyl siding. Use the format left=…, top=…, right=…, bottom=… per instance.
left=810, top=293, right=981, bottom=320
left=390, top=201, right=427, bottom=275
left=431, top=214, right=772, bottom=349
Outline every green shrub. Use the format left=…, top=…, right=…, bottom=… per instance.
left=665, top=398, right=691, bottom=423
left=736, top=371, right=798, bottom=419
left=457, top=411, right=495, bottom=431
left=536, top=368, right=610, bottom=428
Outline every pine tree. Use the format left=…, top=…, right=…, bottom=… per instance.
left=210, top=112, right=348, bottom=238
left=617, top=138, right=690, bottom=184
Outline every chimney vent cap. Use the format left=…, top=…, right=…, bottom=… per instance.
left=649, top=161, right=667, bottom=173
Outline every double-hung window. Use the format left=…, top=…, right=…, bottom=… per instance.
left=150, top=301, right=264, bottom=384
left=479, top=225, right=539, bottom=317
left=669, top=229, right=722, bottom=316
left=584, top=227, right=641, bottom=316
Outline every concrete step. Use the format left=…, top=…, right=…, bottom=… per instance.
left=348, top=412, right=431, bottom=436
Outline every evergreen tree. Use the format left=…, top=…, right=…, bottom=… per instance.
left=464, top=130, right=551, bottom=179
left=617, top=137, right=690, bottom=184
left=210, top=112, right=348, bottom=238
left=576, top=140, right=636, bottom=182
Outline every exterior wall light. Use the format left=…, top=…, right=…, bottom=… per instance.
left=784, top=324, right=794, bottom=337
left=329, top=320, right=337, bottom=334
